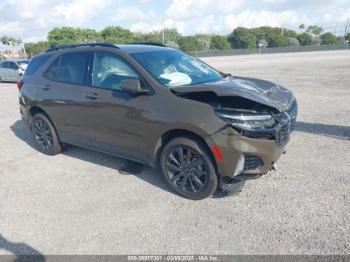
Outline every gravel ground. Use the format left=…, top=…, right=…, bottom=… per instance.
left=0, top=50, right=349, bottom=256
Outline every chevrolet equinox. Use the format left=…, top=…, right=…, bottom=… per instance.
left=19, top=43, right=297, bottom=200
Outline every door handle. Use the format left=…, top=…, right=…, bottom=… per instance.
left=40, top=84, right=51, bottom=91
left=85, top=93, right=99, bottom=100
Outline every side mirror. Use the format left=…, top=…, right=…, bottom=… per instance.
left=120, top=79, right=149, bottom=95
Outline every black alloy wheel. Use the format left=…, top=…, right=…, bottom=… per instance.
left=31, top=113, right=63, bottom=155
left=160, top=137, right=218, bottom=200
left=165, top=146, right=208, bottom=194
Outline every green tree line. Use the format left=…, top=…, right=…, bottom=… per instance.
left=1, top=25, right=348, bottom=57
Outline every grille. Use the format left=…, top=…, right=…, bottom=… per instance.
left=244, top=155, right=264, bottom=170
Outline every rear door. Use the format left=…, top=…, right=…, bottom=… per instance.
left=82, top=51, right=152, bottom=162
left=40, top=51, right=91, bottom=145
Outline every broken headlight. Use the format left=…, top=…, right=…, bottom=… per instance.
left=215, top=110, right=275, bottom=130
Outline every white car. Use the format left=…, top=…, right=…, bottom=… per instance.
left=0, top=59, right=30, bottom=82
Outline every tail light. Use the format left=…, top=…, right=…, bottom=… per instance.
left=17, top=80, right=23, bottom=90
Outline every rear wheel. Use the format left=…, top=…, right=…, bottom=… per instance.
left=160, top=137, right=218, bottom=200
left=31, top=113, right=62, bottom=155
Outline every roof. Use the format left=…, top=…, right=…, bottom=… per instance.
left=117, top=44, right=173, bottom=54
left=44, top=43, right=173, bottom=54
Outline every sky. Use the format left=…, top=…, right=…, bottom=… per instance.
left=0, top=0, right=350, bottom=42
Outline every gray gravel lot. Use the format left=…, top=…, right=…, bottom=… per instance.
left=0, top=50, right=349, bottom=256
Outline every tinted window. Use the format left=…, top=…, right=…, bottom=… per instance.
left=26, top=55, right=51, bottom=76
left=59, top=52, right=89, bottom=85
left=8, top=62, right=19, bottom=70
left=92, top=52, right=138, bottom=90
left=0, top=62, right=8, bottom=68
left=43, top=58, right=59, bottom=80
left=44, top=52, right=89, bottom=85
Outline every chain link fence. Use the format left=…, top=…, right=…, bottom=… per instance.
left=190, top=44, right=350, bottom=57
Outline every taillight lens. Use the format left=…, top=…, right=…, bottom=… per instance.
left=17, top=80, right=23, bottom=90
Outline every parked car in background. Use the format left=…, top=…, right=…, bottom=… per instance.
left=0, top=59, right=30, bottom=82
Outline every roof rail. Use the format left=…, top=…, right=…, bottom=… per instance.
left=129, top=42, right=167, bottom=47
left=45, top=42, right=118, bottom=52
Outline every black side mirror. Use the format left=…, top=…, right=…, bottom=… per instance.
left=120, top=79, right=149, bottom=95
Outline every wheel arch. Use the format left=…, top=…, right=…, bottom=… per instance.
left=28, top=106, right=61, bottom=141
left=151, top=129, right=218, bottom=173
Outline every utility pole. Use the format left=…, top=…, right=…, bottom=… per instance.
left=345, top=19, right=350, bottom=38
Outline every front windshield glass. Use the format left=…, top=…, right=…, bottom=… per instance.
left=131, top=50, right=223, bottom=87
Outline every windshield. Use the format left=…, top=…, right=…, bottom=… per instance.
left=131, top=50, right=223, bottom=87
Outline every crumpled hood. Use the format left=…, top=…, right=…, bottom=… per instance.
left=172, top=76, right=295, bottom=112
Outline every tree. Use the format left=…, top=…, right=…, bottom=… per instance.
left=1, top=36, right=20, bottom=46
left=306, top=25, right=323, bottom=35
left=24, top=42, right=50, bottom=57
left=266, top=34, right=288, bottom=47
left=210, top=35, right=230, bottom=50
left=321, top=32, right=339, bottom=45
left=288, top=37, right=300, bottom=47
left=228, top=27, right=256, bottom=49
left=80, top=29, right=102, bottom=43
left=163, top=28, right=181, bottom=43
left=101, top=26, right=134, bottom=44
left=177, top=36, right=200, bottom=52
left=297, top=32, right=313, bottom=46
left=134, top=31, right=163, bottom=44
left=48, top=27, right=79, bottom=46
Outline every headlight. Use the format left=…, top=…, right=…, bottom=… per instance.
left=215, top=110, right=275, bottom=130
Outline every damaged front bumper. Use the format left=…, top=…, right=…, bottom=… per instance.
left=209, top=127, right=288, bottom=178
left=209, top=127, right=290, bottom=197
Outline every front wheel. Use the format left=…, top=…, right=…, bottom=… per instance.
left=160, top=137, right=218, bottom=200
left=31, top=113, right=62, bottom=155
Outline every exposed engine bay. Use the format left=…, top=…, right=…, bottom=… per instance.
left=173, top=91, right=278, bottom=115
left=172, top=89, right=297, bottom=144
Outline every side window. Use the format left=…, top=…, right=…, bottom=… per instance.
left=44, top=58, right=60, bottom=81
left=26, top=54, right=52, bottom=76
left=44, top=52, right=89, bottom=85
left=0, top=62, right=4, bottom=68
left=8, top=62, right=19, bottom=70
left=1, top=62, right=9, bottom=68
left=92, top=52, right=139, bottom=90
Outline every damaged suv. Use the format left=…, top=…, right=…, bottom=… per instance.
left=19, top=43, right=297, bottom=200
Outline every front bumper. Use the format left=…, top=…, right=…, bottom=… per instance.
left=209, top=127, right=288, bottom=177
left=209, top=99, right=297, bottom=178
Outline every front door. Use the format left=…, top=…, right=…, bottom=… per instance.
left=82, top=51, right=151, bottom=162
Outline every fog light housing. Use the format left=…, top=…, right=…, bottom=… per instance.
left=233, top=155, right=245, bottom=177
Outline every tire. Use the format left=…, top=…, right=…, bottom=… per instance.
left=31, top=113, right=62, bottom=155
left=160, top=137, right=218, bottom=200
left=0, top=75, right=3, bottom=83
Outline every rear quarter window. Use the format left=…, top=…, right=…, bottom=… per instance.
left=25, top=54, right=52, bottom=76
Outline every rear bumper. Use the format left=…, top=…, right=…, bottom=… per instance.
left=208, top=127, right=288, bottom=177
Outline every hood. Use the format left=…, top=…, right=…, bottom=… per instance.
left=172, top=76, right=295, bottom=112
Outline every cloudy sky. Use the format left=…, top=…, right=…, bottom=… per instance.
left=0, top=0, right=350, bottom=42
